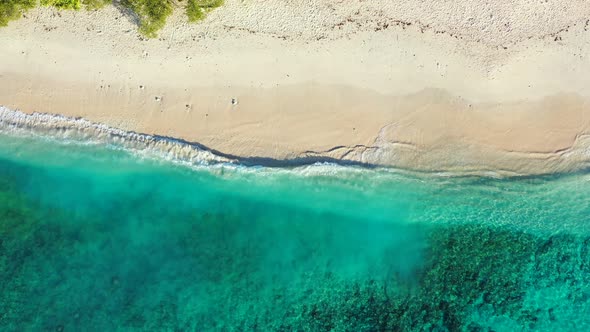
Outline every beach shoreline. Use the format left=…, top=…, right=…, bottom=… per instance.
left=1, top=2, right=590, bottom=175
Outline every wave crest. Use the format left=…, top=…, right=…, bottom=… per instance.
left=0, top=107, right=235, bottom=166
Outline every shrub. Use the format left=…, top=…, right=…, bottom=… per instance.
left=0, top=0, right=36, bottom=27
left=186, top=0, right=222, bottom=23
left=0, top=0, right=223, bottom=37
left=41, top=0, right=81, bottom=10
left=81, top=0, right=111, bottom=10
left=123, top=0, right=173, bottom=38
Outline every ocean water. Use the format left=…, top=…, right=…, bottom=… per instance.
left=1, top=127, right=590, bottom=331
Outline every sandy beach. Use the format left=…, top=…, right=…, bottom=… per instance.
left=1, top=0, right=590, bottom=175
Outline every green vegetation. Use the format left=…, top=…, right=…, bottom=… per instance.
left=81, top=0, right=110, bottom=10
left=122, top=0, right=172, bottom=38
left=0, top=0, right=223, bottom=36
left=186, top=0, right=222, bottom=22
left=40, top=0, right=110, bottom=11
left=0, top=0, right=35, bottom=27
left=40, top=0, right=80, bottom=10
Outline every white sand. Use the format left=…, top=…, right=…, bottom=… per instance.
left=1, top=0, right=590, bottom=175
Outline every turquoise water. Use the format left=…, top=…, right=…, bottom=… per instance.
left=1, top=132, right=590, bottom=331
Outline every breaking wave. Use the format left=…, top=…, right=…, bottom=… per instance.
left=0, top=106, right=235, bottom=166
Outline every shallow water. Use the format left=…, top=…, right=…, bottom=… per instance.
left=1, top=130, right=590, bottom=331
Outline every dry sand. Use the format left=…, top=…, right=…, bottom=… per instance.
left=1, top=0, right=590, bottom=175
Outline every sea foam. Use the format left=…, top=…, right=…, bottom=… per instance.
left=3, top=106, right=588, bottom=179
left=0, top=106, right=235, bottom=167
